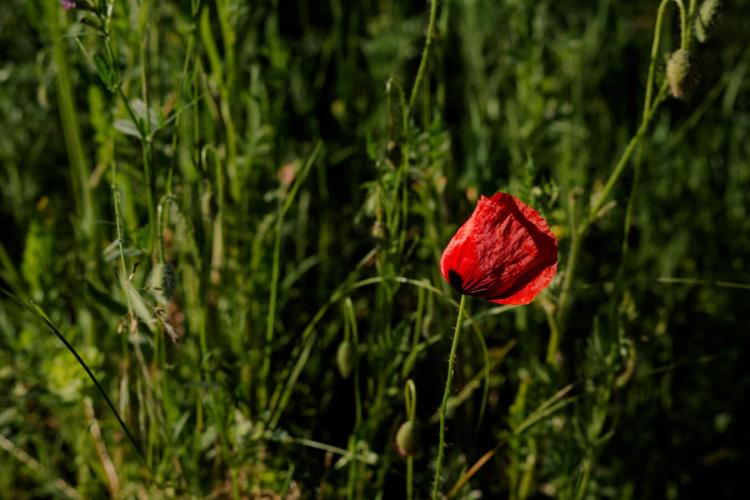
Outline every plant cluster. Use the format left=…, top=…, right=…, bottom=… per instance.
left=0, top=0, right=748, bottom=498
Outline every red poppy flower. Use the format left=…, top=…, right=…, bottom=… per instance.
left=440, top=192, right=558, bottom=305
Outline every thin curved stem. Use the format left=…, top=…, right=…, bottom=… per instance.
left=23, top=299, right=149, bottom=473
left=619, top=0, right=672, bottom=276
left=432, top=294, right=467, bottom=499
left=555, top=0, right=675, bottom=349
left=623, top=0, right=689, bottom=265
left=644, top=0, right=671, bottom=124
left=588, top=82, right=668, bottom=220
left=672, top=0, right=688, bottom=49
left=557, top=84, right=669, bottom=331
left=407, top=0, right=438, bottom=120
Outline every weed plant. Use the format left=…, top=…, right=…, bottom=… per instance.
left=1, top=0, right=749, bottom=498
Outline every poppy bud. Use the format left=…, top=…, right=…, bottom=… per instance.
left=336, top=340, right=353, bottom=379
left=440, top=192, right=558, bottom=305
left=695, top=0, right=722, bottom=43
left=666, top=49, right=693, bottom=99
left=395, top=420, right=419, bottom=457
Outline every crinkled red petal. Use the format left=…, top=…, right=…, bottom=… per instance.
left=440, top=192, right=558, bottom=305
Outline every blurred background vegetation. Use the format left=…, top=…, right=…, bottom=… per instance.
left=1, top=0, right=748, bottom=498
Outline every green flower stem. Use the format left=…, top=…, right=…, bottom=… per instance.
left=405, top=380, right=417, bottom=500
left=644, top=0, right=672, bottom=121
left=345, top=298, right=363, bottom=499
left=673, top=0, right=688, bottom=49
left=544, top=300, right=563, bottom=365
left=588, top=84, right=668, bottom=220
left=552, top=1, right=678, bottom=360
left=407, top=443, right=415, bottom=500
left=555, top=76, right=669, bottom=356
left=407, top=0, right=439, bottom=119
left=137, top=0, right=157, bottom=259
left=622, top=0, right=679, bottom=280
left=115, top=83, right=157, bottom=259
left=432, top=294, right=467, bottom=499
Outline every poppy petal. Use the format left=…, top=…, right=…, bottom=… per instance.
left=440, top=192, right=558, bottom=305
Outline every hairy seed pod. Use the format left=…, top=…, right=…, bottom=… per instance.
left=396, top=420, right=419, bottom=457
left=150, top=262, right=176, bottom=305
left=667, top=49, right=693, bottom=99
left=336, top=340, right=353, bottom=379
left=695, top=0, right=722, bottom=43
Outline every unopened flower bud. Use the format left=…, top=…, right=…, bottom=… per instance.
left=667, top=49, right=693, bottom=99
left=336, top=340, right=353, bottom=379
left=695, top=0, right=722, bottom=43
left=395, top=420, right=419, bottom=457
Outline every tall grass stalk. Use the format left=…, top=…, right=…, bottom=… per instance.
left=26, top=298, right=147, bottom=471
left=45, top=0, right=93, bottom=239
left=261, top=142, right=322, bottom=409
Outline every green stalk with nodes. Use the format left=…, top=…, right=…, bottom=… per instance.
left=551, top=0, right=698, bottom=362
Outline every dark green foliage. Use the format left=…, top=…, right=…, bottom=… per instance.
left=1, top=0, right=749, bottom=498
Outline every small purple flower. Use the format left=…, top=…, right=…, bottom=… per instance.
left=60, top=0, right=76, bottom=10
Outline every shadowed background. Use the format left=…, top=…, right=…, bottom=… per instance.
left=1, top=0, right=749, bottom=498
